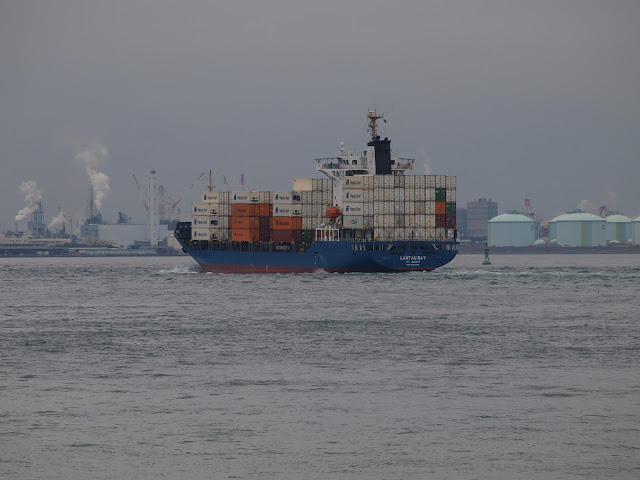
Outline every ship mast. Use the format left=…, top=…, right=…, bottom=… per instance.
left=208, top=170, right=214, bottom=192
left=367, top=110, right=384, bottom=140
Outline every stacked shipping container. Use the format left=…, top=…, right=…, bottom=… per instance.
left=192, top=175, right=455, bottom=242
left=342, top=174, right=456, bottom=241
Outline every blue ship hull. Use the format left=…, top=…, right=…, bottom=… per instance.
left=179, top=238, right=457, bottom=273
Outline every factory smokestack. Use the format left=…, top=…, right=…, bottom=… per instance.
left=15, top=180, right=43, bottom=222
left=149, top=170, right=158, bottom=247
left=75, top=142, right=110, bottom=212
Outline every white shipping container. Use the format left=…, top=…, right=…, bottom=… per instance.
left=394, top=175, right=403, bottom=188
left=416, top=188, right=426, bottom=201
left=414, top=201, right=425, bottom=214
left=405, top=175, right=415, bottom=188
left=343, top=176, right=365, bottom=189
left=293, top=178, right=313, bottom=192
left=394, top=202, right=405, bottom=215
left=258, top=191, right=272, bottom=203
left=273, top=204, right=293, bottom=216
left=435, top=227, right=447, bottom=239
left=230, top=192, right=251, bottom=203
left=291, top=206, right=302, bottom=217
left=219, top=204, right=230, bottom=216
left=192, top=216, right=210, bottom=227
left=191, top=227, right=210, bottom=240
left=426, top=188, right=435, bottom=201
left=446, top=176, right=457, bottom=190
left=406, top=202, right=415, bottom=214
left=363, top=175, right=375, bottom=189
left=202, top=191, right=220, bottom=203
left=426, top=215, right=435, bottom=227
left=218, top=192, right=230, bottom=204
left=192, top=203, right=210, bottom=215
left=425, top=227, right=436, bottom=240
left=344, top=203, right=364, bottom=215
left=404, top=189, right=412, bottom=202
left=394, top=188, right=404, bottom=202
left=364, top=216, right=374, bottom=229
left=446, top=189, right=456, bottom=202
left=210, top=228, right=229, bottom=240
left=363, top=203, right=372, bottom=216
left=273, top=191, right=294, bottom=203
left=426, top=176, right=436, bottom=188
left=343, top=189, right=364, bottom=203
left=426, top=201, right=435, bottom=215
left=343, top=215, right=364, bottom=228
left=363, top=190, right=373, bottom=203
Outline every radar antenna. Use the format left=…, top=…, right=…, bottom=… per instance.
left=367, top=110, right=385, bottom=140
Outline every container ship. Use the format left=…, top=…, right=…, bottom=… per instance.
left=174, top=111, right=458, bottom=273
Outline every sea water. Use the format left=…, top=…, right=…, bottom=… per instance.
left=1, top=254, right=639, bottom=479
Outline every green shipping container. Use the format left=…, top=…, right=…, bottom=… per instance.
left=302, top=230, right=313, bottom=243
left=435, top=188, right=447, bottom=202
left=446, top=202, right=456, bottom=216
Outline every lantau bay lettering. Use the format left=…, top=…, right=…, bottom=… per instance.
left=400, top=255, right=426, bottom=261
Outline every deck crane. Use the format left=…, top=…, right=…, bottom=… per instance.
left=165, top=172, right=206, bottom=215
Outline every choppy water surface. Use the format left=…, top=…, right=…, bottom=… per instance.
left=1, top=254, right=639, bottom=479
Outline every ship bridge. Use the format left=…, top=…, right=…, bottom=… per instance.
left=315, top=110, right=414, bottom=182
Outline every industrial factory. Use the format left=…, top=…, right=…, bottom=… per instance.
left=2, top=169, right=184, bottom=256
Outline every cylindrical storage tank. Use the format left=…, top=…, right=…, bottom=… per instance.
left=605, top=214, right=632, bottom=242
left=633, top=216, right=640, bottom=245
left=488, top=213, right=538, bottom=246
left=550, top=212, right=606, bottom=247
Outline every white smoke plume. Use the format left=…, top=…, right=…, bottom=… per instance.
left=15, top=180, right=43, bottom=222
left=607, top=191, right=618, bottom=208
left=577, top=199, right=595, bottom=213
left=421, top=149, right=432, bottom=175
left=47, top=210, right=66, bottom=231
left=75, top=142, right=110, bottom=211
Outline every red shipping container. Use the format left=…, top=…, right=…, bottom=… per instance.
left=435, top=214, right=447, bottom=228
left=259, top=229, right=271, bottom=242
left=272, top=229, right=294, bottom=242
left=259, top=217, right=270, bottom=230
left=445, top=215, right=456, bottom=228
left=435, top=201, right=446, bottom=216
left=231, top=204, right=255, bottom=217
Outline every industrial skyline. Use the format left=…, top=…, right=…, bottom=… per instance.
left=2, top=1, right=639, bottom=231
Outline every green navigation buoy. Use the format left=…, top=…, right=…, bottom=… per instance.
left=483, top=244, right=491, bottom=265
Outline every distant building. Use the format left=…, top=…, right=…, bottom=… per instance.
left=605, top=214, right=632, bottom=242
left=466, top=198, right=498, bottom=242
left=80, top=223, right=172, bottom=248
left=488, top=213, right=539, bottom=246
left=456, top=208, right=468, bottom=238
left=549, top=213, right=606, bottom=247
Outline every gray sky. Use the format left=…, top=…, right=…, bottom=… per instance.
left=2, top=0, right=639, bottom=231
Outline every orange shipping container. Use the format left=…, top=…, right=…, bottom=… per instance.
left=229, top=217, right=259, bottom=229
left=435, top=201, right=446, bottom=215
left=271, top=217, right=302, bottom=230
left=231, top=204, right=255, bottom=217
left=230, top=229, right=259, bottom=242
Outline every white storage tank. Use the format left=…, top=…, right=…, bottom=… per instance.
left=488, top=213, right=538, bottom=246
left=605, top=214, right=632, bottom=242
left=633, top=216, right=640, bottom=245
left=549, top=212, right=606, bottom=247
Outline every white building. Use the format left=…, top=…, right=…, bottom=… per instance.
left=632, top=216, right=640, bottom=245
left=605, top=214, right=632, bottom=243
left=549, top=213, right=606, bottom=247
left=488, top=213, right=538, bottom=246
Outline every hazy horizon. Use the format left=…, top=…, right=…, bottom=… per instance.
left=2, top=0, right=639, bottom=232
